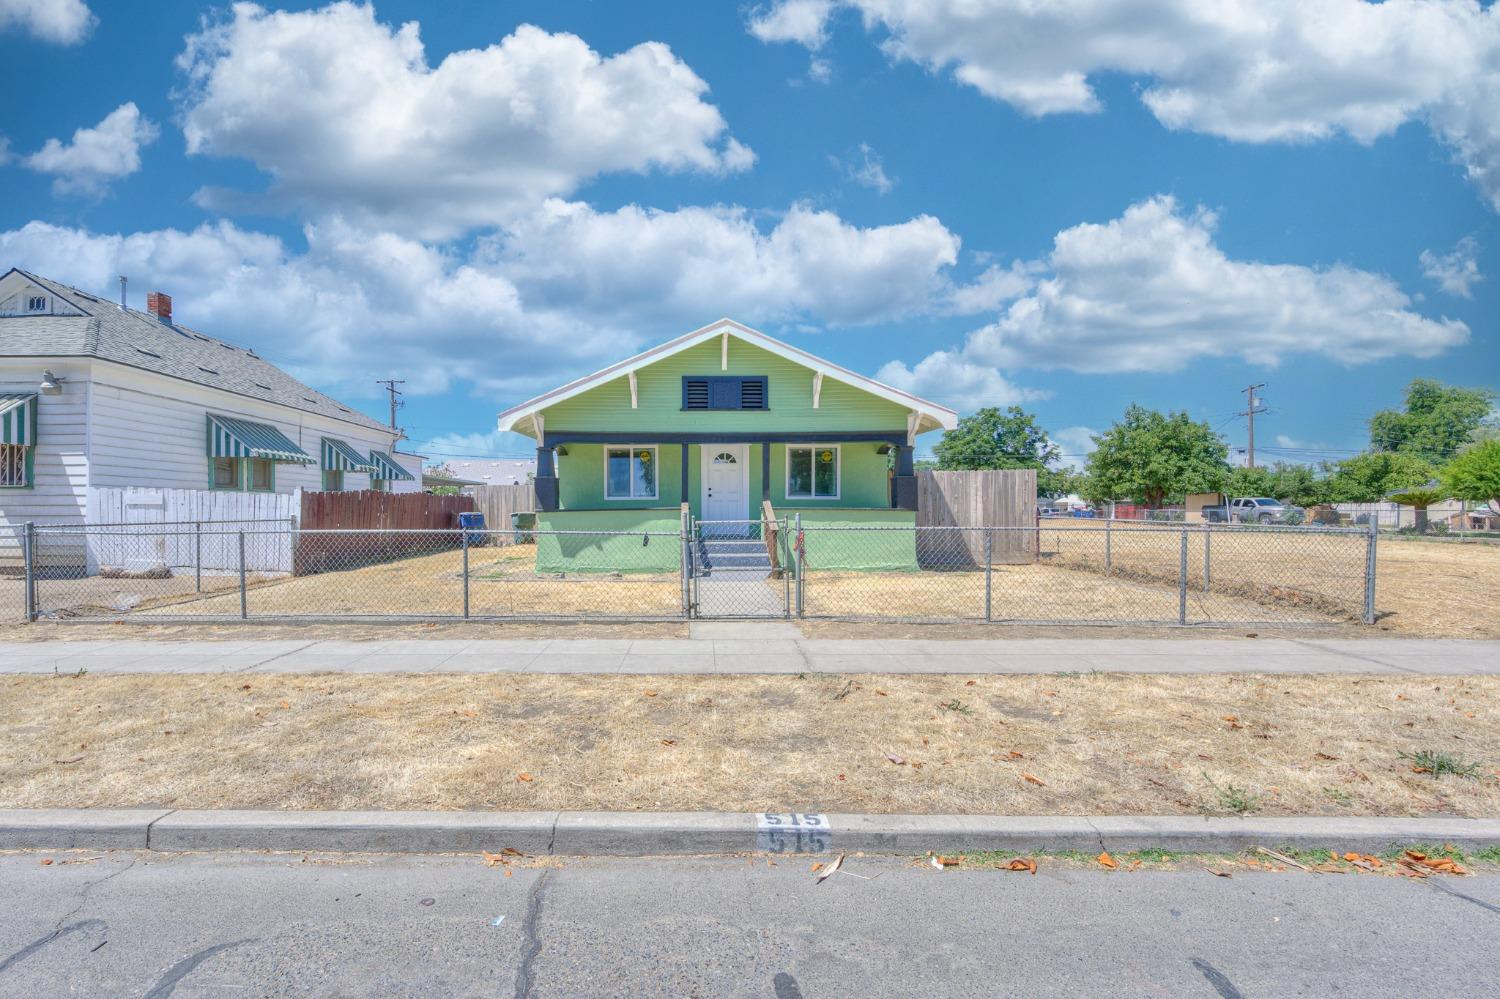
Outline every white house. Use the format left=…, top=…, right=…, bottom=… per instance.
left=0, top=268, right=421, bottom=536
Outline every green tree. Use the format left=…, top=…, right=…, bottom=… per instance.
left=1441, top=439, right=1500, bottom=514
left=1084, top=405, right=1229, bottom=507
left=934, top=406, right=1069, bottom=492
left=1368, top=379, right=1496, bottom=463
left=1325, top=451, right=1433, bottom=502
left=1388, top=485, right=1446, bottom=534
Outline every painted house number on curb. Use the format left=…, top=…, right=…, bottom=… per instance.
left=757, top=813, right=830, bottom=853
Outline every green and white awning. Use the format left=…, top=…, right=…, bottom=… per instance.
left=367, top=449, right=414, bottom=481
left=0, top=394, right=36, bottom=446
left=322, top=437, right=375, bottom=472
left=207, top=414, right=314, bottom=463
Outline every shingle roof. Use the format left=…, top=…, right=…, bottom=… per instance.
left=0, top=268, right=390, bottom=435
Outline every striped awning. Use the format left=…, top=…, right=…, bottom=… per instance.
left=367, top=449, right=414, bottom=480
left=207, top=414, right=314, bottom=463
left=322, top=437, right=375, bottom=472
left=0, top=394, right=37, bottom=446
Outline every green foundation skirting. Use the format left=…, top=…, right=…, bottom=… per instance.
left=534, top=511, right=682, bottom=574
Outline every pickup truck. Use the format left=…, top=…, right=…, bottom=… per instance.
left=1203, top=496, right=1289, bottom=524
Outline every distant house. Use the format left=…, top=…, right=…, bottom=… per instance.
left=496, top=318, right=956, bottom=570
left=0, top=268, right=418, bottom=532
left=434, top=458, right=536, bottom=487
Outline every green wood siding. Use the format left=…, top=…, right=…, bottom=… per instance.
left=535, top=510, right=682, bottom=574
left=541, top=337, right=911, bottom=434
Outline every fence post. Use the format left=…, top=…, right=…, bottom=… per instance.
left=1364, top=520, right=1378, bottom=625
left=1104, top=516, right=1112, bottom=576
left=461, top=528, right=471, bottom=620
left=782, top=517, right=791, bottom=619
left=1178, top=528, right=1188, bottom=625
left=794, top=513, right=804, bottom=618
left=983, top=529, right=993, bottom=622
left=22, top=521, right=36, bottom=623
left=194, top=521, right=202, bottom=593
left=1203, top=523, right=1212, bottom=593
left=680, top=507, right=691, bottom=619
left=238, top=530, right=248, bottom=620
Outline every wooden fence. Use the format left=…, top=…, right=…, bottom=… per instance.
left=295, top=490, right=477, bottom=575
left=464, top=483, right=536, bottom=534
left=915, top=469, right=1037, bottom=565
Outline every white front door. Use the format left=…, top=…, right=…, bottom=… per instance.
left=702, top=444, right=749, bottom=527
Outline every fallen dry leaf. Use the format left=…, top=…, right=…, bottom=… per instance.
left=1002, top=858, right=1037, bottom=875
left=816, top=854, right=845, bottom=883
left=1097, top=851, right=1118, bottom=870
left=1005, top=750, right=1024, bottom=760
left=505, top=868, right=513, bottom=877
left=1314, top=752, right=1339, bottom=761
left=278, top=701, right=290, bottom=710
left=643, top=691, right=657, bottom=697
left=1205, top=868, right=1232, bottom=878
left=1021, top=773, right=1045, bottom=786
left=932, top=855, right=963, bottom=867
left=516, top=773, right=534, bottom=783
left=875, top=689, right=888, bottom=697
left=964, top=680, right=976, bottom=687
left=885, top=753, right=906, bottom=765
left=660, top=739, right=676, bottom=747
left=39, top=858, right=53, bottom=866
left=501, top=847, right=523, bottom=856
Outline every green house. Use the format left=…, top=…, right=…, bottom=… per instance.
left=497, top=319, right=956, bottom=571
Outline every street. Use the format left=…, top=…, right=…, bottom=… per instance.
left=2, top=851, right=1496, bottom=997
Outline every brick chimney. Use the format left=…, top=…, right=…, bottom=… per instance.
left=146, top=291, right=172, bottom=324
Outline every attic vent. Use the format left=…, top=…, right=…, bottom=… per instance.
left=681, top=375, right=768, bottom=411
left=135, top=347, right=161, bottom=358
left=253, top=382, right=272, bottom=391
left=301, top=396, right=318, bottom=404
left=197, top=366, right=218, bottom=375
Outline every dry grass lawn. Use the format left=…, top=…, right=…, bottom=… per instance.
left=5, top=672, right=1496, bottom=817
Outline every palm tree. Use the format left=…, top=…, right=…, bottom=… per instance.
left=1386, top=483, right=1447, bottom=534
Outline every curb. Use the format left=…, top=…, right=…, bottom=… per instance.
left=3, top=810, right=1499, bottom=857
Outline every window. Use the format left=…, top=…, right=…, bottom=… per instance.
left=787, top=445, right=839, bottom=499
left=605, top=446, right=658, bottom=499
left=212, top=457, right=238, bottom=490
left=322, top=469, right=344, bottom=491
left=25, top=296, right=46, bottom=313
left=681, top=376, right=768, bottom=410
left=0, top=444, right=27, bottom=487
left=249, top=459, right=273, bottom=491
left=370, top=476, right=388, bottom=493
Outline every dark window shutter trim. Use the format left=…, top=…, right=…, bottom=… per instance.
left=681, top=375, right=769, bottom=410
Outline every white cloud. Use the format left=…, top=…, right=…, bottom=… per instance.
left=0, top=199, right=977, bottom=400
left=750, top=0, right=1500, bottom=210
left=747, top=0, right=834, bottom=48
left=833, top=143, right=894, bottom=194
left=942, top=261, right=1037, bottom=315
left=175, top=3, right=753, bottom=239
left=23, top=103, right=159, bottom=196
left=808, top=57, right=833, bottom=84
left=0, top=0, right=94, bottom=44
left=1419, top=236, right=1483, bottom=297
left=883, top=195, right=1469, bottom=401
left=1051, top=426, right=1098, bottom=470
left=875, top=350, right=1049, bottom=413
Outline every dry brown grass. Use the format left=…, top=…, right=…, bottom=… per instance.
left=5, top=672, right=1496, bottom=816
left=1370, top=539, right=1500, bottom=639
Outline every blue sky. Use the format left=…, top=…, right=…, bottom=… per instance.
left=2, top=0, right=1495, bottom=468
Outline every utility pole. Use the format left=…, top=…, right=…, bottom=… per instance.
left=376, top=379, right=405, bottom=431
left=1240, top=383, right=1267, bottom=468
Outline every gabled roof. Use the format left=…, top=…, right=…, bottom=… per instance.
left=0, top=268, right=391, bottom=435
left=497, top=318, right=958, bottom=439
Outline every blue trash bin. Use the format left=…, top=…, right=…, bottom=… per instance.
left=457, top=511, right=486, bottom=547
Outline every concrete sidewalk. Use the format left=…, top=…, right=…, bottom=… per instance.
left=2, top=633, right=1497, bottom=675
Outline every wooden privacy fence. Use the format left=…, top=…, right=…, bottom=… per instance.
left=295, top=490, right=477, bottom=575
left=464, top=483, right=536, bottom=534
left=915, top=469, right=1037, bottom=566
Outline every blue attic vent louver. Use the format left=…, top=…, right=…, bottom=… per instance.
left=682, top=375, right=768, bottom=410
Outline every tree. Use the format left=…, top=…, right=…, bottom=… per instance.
left=1368, top=379, right=1496, bottom=463
left=1441, top=439, right=1500, bottom=514
left=934, top=406, right=1069, bottom=493
left=1084, top=405, right=1228, bottom=507
left=1388, top=485, right=1446, bottom=534
left=1325, top=451, right=1433, bottom=502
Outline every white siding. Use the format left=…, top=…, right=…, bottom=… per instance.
left=392, top=451, right=424, bottom=493
left=0, top=359, right=91, bottom=529
left=87, top=363, right=401, bottom=496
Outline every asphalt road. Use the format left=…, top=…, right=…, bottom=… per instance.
left=2, top=851, right=1497, bottom=998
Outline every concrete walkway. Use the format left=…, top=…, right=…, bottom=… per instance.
left=3, top=633, right=1497, bottom=675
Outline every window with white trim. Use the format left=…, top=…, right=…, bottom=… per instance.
left=605, top=446, right=658, bottom=499
left=787, top=445, right=839, bottom=499
left=26, top=296, right=47, bottom=313
left=0, top=444, right=27, bottom=487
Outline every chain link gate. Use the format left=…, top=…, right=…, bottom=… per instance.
left=687, top=516, right=792, bottom=619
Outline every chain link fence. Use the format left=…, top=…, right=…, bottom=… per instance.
left=10, top=517, right=1376, bottom=626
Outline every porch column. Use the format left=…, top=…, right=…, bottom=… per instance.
left=534, top=445, right=559, bottom=511
left=761, top=442, right=771, bottom=503
left=680, top=443, right=689, bottom=507
left=893, top=444, right=917, bottom=510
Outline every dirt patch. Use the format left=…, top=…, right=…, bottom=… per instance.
left=3, top=672, right=1495, bottom=816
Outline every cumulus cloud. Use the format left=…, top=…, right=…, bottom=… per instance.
left=886, top=195, right=1468, bottom=401
left=747, top=0, right=834, bottom=47
left=875, top=350, right=1049, bottom=413
left=175, top=3, right=753, bottom=239
left=0, top=199, right=979, bottom=399
left=0, top=0, right=94, bottom=43
left=1050, top=426, right=1098, bottom=470
left=23, top=103, right=159, bottom=196
left=749, top=0, right=1500, bottom=210
left=1420, top=236, right=1483, bottom=297
left=832, top=143, right=895, bottom=194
